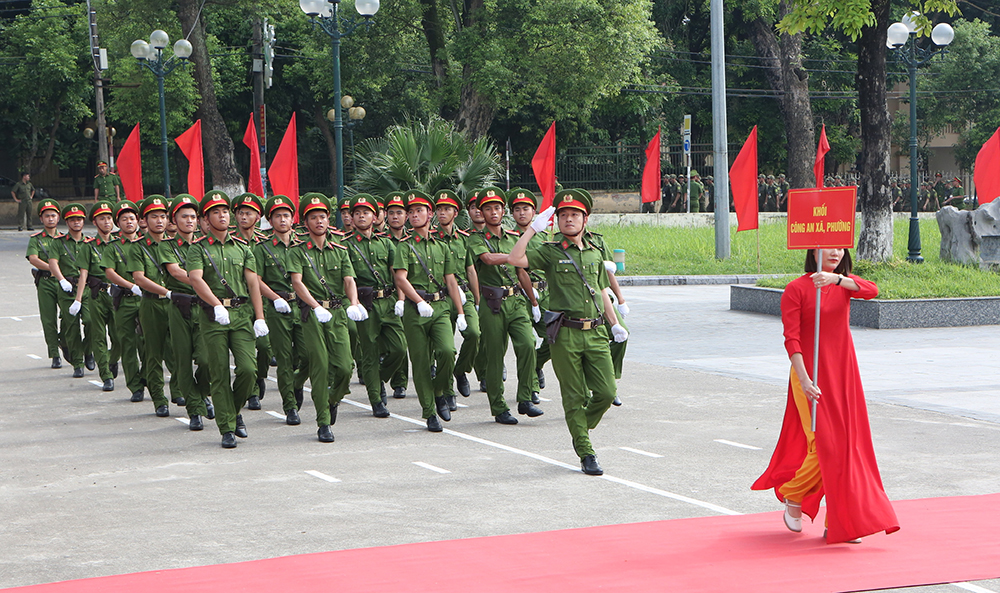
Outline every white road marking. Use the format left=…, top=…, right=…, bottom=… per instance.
left=89, top=380, right=104, bottom=388
left=10, top=317, right=22, bottom=322
left=455, top=402, right=469, bottom=408
left=714, top=439, right=762, bottom=450
left=413, top=461, right=450, bottom=474
left=538, top=396, right=552, bottom=402
left=265, top=411, right=285, bottom=419
left=620, top=446, right=663, bottom=458
left=2, top=314, right=38, bottom=320
left=335, top=396, right=741, bottom=516
left=305, top=470, right=340, bottom=483
left=26, top=354, right=42, bottom=360
left=954, top=584, right=997, bottom=593
left=175, top=418, right=190, bottom=426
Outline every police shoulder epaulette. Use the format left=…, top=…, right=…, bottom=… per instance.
left=192, top=235, right=209, bottom=243
left=587, top=230, right=604, bottom=238
left=399, top=235, right=411, bottom=242
left=542, top=240, right=561, bottom=245
left=31, top=230, right=45, bottom=237
left=84, top=236, right=95, bottom=243
left=456, top=228, right=470, bottom=236
left=330, top=241, right=348, bottom=250
left=508, top=229, right=520, bottom=236
left=231, top=235, right=249, bottom=245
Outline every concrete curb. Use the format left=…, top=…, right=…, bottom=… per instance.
left=618, top=274, right=791, bottom=286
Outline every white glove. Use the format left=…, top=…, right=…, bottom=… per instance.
left=611, top=323, right=629, bottom=343
left=530, top=206, right=556, bottom=233
left=603, top=260, right=617, bottom=275
left=273, top=298, right=291, bottom=314
left=314, top=306, right=333, bottom=323
left=617, top=302, right=630, bottom=318
left=214, top=304, right=231, bottom=325
left=416, top=301, right=434, bottom=318
left=532, top=287, right=540, bottom=300
left=346, top=304, right=368, bottom=321
left=253, top=319, right=269, bottom=337
left=69, top=300, right=82, bottom=316
left=531, top=305, right=542, bottom=323
left=394, top=300, right=405, bottom=317
left=164, top=290, right=172, bottom=300
left=460, top=290, right=467, bottom=305
left=130, top=284, right=143, bottom=297
left=456, top=314, right=468, bottom=332
left=59, top=279, right=73, bottom=293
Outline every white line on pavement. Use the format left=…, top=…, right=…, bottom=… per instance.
left=953, top=583, right=997, bottom=593
left=176, top=418, right=190, bottom=426
left=538, top=396, right=552, bottom=402
left=10, top=317, right=21, bottom=322
left=714, top=439, right=762, bottom=450
left=26, top=354, right=41, bottom=360
left=413, top=461, right=450, bottom=474
left=620, top=446, right=664, bottom=458
left=455, top=402, right=469, bottom=408
left=305, top=470, right=340, bottom=483
left=89, top=380, right=103, bottom=388
left=265, top=411, right=284, bottom=419
left=2, top=314, right=38, bottom=320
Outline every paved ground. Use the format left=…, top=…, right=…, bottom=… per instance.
left=0, top=229, right=998, bottom=592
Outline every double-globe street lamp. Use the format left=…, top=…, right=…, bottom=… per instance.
left=300, top=0, right=380, bottom=205
left=327, top=94, right=367, bottom=185
left=130, top=30, right=193, bottom=197
left=887, top=14, right=954, bottom=263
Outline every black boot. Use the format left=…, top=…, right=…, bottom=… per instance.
left=455, top=373, right=470, bottom=397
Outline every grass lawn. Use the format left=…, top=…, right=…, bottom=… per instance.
left=592, top=218, right=1000, bottom=299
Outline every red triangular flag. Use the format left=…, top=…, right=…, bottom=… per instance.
left=269, top=113, right=299, bottom=217
left=117, top=124, right=144, bottom=203
left=815, top=124, right=830, bottom=188
left=730, top=126, right=759, bottom=232
left=641, top=128, right=662, bottom=204
left=974, top=127, right=1000, bottom=204
left=532, top=122, right=556, bottom=209
left=243, top=115, right=264, bottom=198
left=174, top=120, right=204, bottom=199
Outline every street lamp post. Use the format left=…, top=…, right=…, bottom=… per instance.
left=887, top=15, right=953, bottom=263
left=300, top=0, right=379, bottom=204
left=130, top=30, right=192, bottom=198
left=328, top=94, right=367, bottom=185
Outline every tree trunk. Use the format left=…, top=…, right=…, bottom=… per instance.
left=855, top=0, right=893, bottom=262
left=314, top=105, right=338, bottom=191
left=417, top=0, right=448, bottom=87
left=37, top=102, right=63, bottom=176
left=749, top=2, right=814, bottom=189
left=455, top=0, right=494, bottom=139
left=177, top=0, right=243, bottom=197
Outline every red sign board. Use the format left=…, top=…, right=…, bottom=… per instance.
left=786, top=186, right=858, bottom=249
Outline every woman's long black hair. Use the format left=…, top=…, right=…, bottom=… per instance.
left=804, top=249, right=853, bottom=275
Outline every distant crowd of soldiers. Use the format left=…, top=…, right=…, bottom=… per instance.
left=25, top=166, right=630, bottom=475
left=890, top=173, right=969, bottom=212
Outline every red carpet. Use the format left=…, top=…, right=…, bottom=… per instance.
left=8, top=494, right=1000, bottom=593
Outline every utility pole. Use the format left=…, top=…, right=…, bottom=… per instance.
left=86, top=0, right=109, bottom=165
left=710, top=0, right=731, bottom=259
left=252, top=18, right=271, bottom=196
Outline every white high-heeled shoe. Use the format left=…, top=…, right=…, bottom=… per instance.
left=783, top=500, right=802, bottom=533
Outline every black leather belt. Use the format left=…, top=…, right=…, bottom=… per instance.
left=561, top=316, right=604, bottom=330
left=298, top=297, right=341, bottom=310
left=142, top=291, right=170, bottom=300
left=484, top=285, right=519, bottom=299
left=219, top=297, right=248, bottom=308
left=274, top=290, right=293, bottom=300
left=414, top=289, right=448, bottom=303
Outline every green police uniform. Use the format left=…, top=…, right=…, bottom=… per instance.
left=383, top=191, right=410, bottom=396
left=51, top=203, right=92, bottom=373
left=587, top=230, right=629, bottom=379
left=26, top=199, right=61, bottom=361
left=289, top=194, right=356, bottom=430
left=13, top=178, right=34, bottom=231
left=102, top=201, right=145, bottom=399
left=525, top=190, right=618, bottom=464
left=689, top=176, right=705, bottom=213
left=189, top=191, right=259, bottom=439
left=468, top=188, right=538, bottom=420
left=159, top=195, right=211, bottom=421
left=509, top=188, right=551, bottom=395
left=83, top=201, right=118, bottom=386
left=253, top=195, right=309, bottom=416
left=433, top=190, right=480, bottom=400
left=393, top=191, right=458, bottom=424
left=128, top=196, right=174, bottom=414
left=233, top=192, right=272, bottom=406
left=94, top=171, right=123, bottom=201
left=345, top=194, right=407, bottom=412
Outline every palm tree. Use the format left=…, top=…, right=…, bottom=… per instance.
left=352, top=115, right=502, bottom=200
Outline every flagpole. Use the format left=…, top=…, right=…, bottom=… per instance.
left=811, top=247, right=821, bottom=433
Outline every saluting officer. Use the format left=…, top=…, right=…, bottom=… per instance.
left=233, top=192, right=271, bottom=410
left=26, top=199, right=64, bottom=368
left=346, top=193, right=407, bottom=418
left=188, top=190, right=270, bottom=448
left=508, top=189, right=629, bottom=476
left=468, top=187, right=543, bottom=424
left=83, top=200, right=119, bottom=391
left=393, top=190, right=466, bottom=432
left=253, top=195, right=308, bottom=425
left=159, top=195, right=212, bottom=430
left=102, top=201, right=147, bottom=403
left=433, top=189, right=480, bottom=405
left=288, top=193, right=368, bottom=443
left=48, top=203, right=91, bottom=378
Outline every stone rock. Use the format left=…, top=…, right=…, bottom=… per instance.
left=937, top=206, right=978, bottom=264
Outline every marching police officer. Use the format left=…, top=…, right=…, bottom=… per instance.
left=84, top=200, right=119, bottom=391
left=26, top=199, right=63, bottom=368
left=102, top=201, right=147, bottom=403
left=48, top=203, right=91, bottom=378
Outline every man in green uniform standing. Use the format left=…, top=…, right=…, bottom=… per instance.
left=347, top=193, right=407, bottom=418
left=776, top=174, right=789, bottom=212
left=47, top=203, right=91, bottom=378
left=383, top=191, right=410, bottom=399
left=159, top=195, right=212, bottom=430
left=188, top=191, right=270, bottom=448
left=689, top=171, right=705, bottom=213
left=129, top=196, right=177, bottom=417
left=93, top=161, right=122, bottom=202
left=83, top=200, right=118, bottom=391
left=233, top=192, right=270, bottom=410
left=393, top=190, right=466, bottom=432
left=12, top=171, right=35, bottom=231
left=508, top=189, right=629, bottom=476
left=433, top=189, right=479, bottom=406
left=508, top=188, right=549, bottom=403
left=254, top=195, right=308, bottom=425
left=26, top=199, right=62, bottom=367
left=103, top=201, right=147, bottom=403
left=468, top=187, right=544, bottom=424
left=288, top=193, right=367, bottom=442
